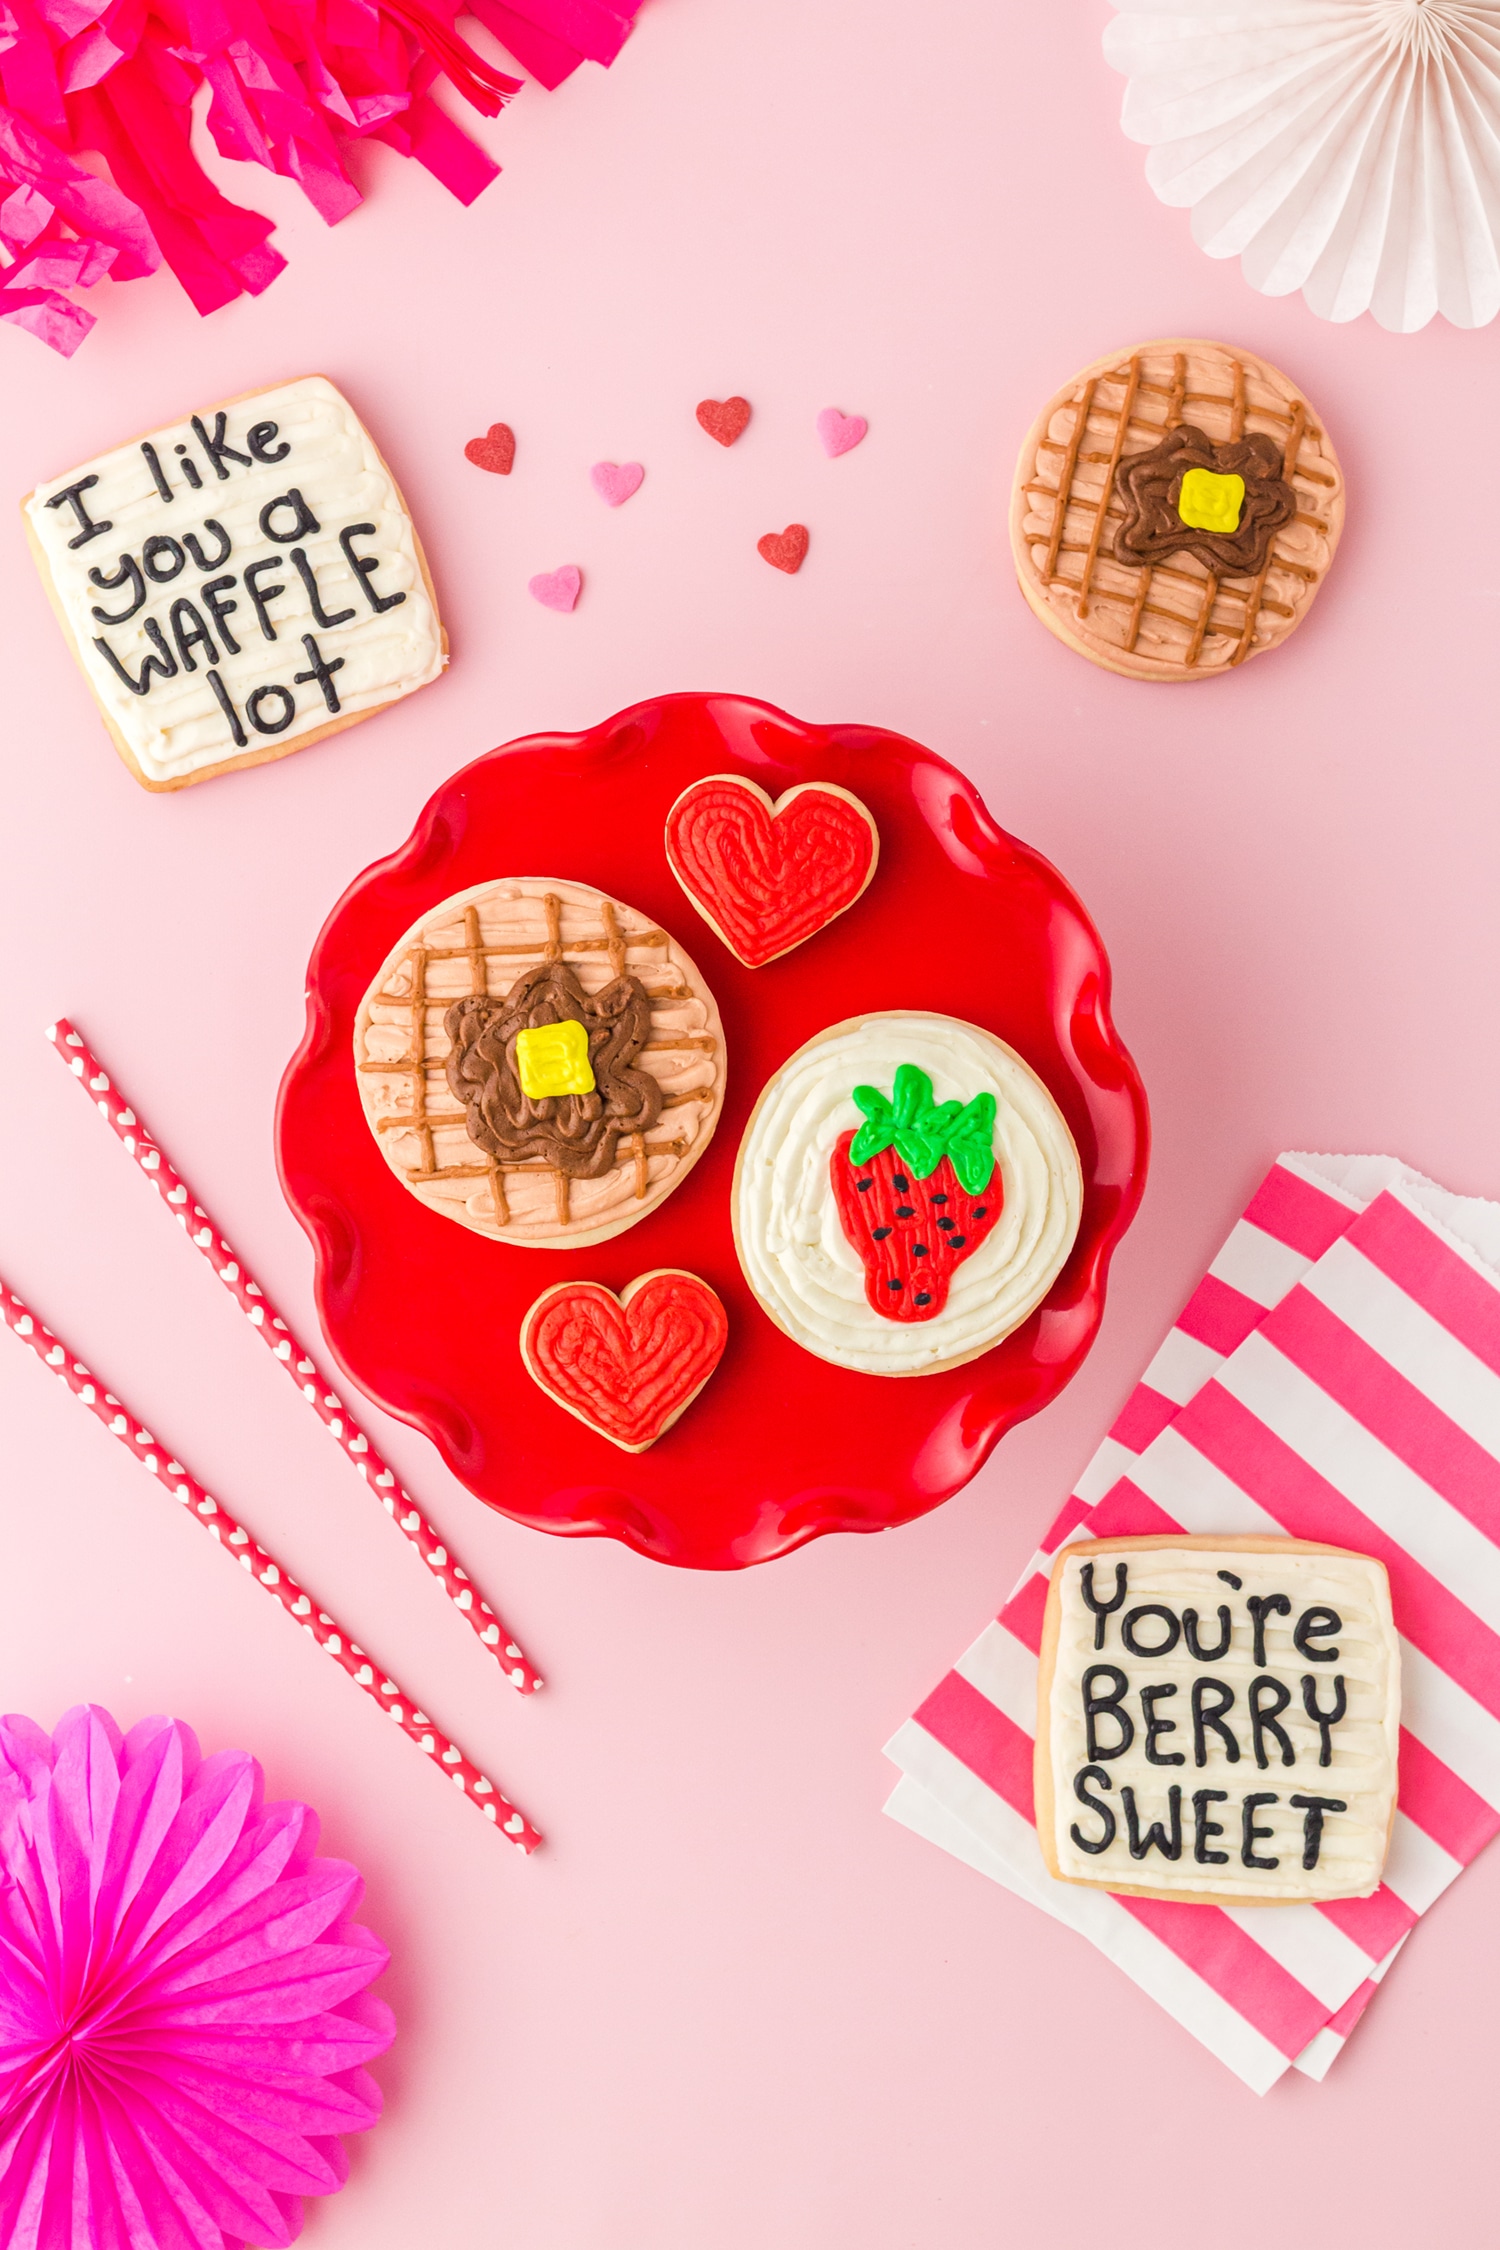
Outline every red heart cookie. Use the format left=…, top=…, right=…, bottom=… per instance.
left=757, top=524, right=808, bottom=574
left=465, top=423, right=516, bottom=474
left=696, top=396, right=751, bottom=446
left=664, top=773, right=879, bottom=968
left=519, top=1271, right=728, bottom=1452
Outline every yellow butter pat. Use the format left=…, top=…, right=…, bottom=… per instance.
left=1176, top=467, right=1245, bottom=535
left=516, top=1019, right=595, bottom=1099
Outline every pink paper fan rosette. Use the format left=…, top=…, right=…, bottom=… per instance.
left=0, top=1706, right=394, bottom=2249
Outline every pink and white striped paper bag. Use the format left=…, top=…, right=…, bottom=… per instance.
left=884, top=1154, right=1500, bottom=2093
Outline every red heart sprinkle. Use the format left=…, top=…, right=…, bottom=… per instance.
left=757, top=524, right=809, bottom=574
left=520, top=1272, right=728, bottom=1452
left=664, top=773, right=879, bottom=967
left=464, top=423, right=515, bottom=475
left=696, top=396, right=751, bottom=447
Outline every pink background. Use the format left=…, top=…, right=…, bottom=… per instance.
left=2, top=1, right=1499, bottom=2240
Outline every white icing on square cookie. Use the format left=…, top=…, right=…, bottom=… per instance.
left=1035, top=1536, right=1400, bottom=1904
left=23, top=375, right=445, bottom=790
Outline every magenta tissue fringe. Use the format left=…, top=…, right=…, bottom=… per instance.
left=0, top=0, right=642, bottom=353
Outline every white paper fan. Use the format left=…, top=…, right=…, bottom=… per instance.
left=1104, top=2, right=1500, bottom=330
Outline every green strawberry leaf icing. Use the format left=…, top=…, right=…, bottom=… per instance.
left=847, top=1063, right=997, bottom=1192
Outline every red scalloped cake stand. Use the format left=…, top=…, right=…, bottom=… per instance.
left=276, top=694, right=1149, bottom=1568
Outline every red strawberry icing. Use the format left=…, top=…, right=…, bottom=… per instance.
left=520, top=1271, right=728, bottom=1450
left=664, top=773, right=877, bottom=968
left=831, top=1131, right=1002, bottom=1321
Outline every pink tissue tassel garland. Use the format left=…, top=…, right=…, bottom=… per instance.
left=0, top=1704, right=395, bottom=2250
left=0, top=0, right=644, bottom=355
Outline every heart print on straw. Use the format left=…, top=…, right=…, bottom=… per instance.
left=0, top=1278, right=540, bottom=1852
left=48, top=1021, right=542, bottom=1697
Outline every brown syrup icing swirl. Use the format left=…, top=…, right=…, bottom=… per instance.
left=1113, top=425, right=1296, bottom=576
left=444, top=961, right=663, bottom=1180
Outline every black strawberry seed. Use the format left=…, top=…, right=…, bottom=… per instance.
left=974, top=1205, right=987, bottom=1219
left=872, top=1225, right=892, bottom=1240
left=949, top=1235, right=966, bottom=1249
left=930, top=1193, right=948, bottom=1205
left=887, top=1277, right=903, bottom=1291
left=892, top=1174, right=909, bottom=1193
left=894, top=1205, right=915, bottom=1219
left=937, top=1217, right=955, bottom=1231
left=913, top=1244, right=928, bottom=1257
left=915, top=1292, right=932, bottom=1307
left=857, top=1178, right=873, bottom=1192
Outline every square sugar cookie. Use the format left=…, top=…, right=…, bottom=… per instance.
left=22, top=375, right=446, bottom=791
left=1034, top=1535, right=1400, bottom=1905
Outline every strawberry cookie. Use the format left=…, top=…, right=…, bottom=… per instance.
left=355, top=877, right=724, bottom=1248
left=733, top=1012, right=1082, bottom=1375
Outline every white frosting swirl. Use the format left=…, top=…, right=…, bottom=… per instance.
left=733, top=1012, right=1082, bottom=1375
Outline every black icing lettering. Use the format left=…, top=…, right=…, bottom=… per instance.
left=1294, top=1606, right=1343, bottom=1663
left=1192, top=1788, right=1230, bottom=1865
left=245, top=556, right=287, bottom=641
left=247, top=420, right=290, bottom=464
left=339, top=522, right=406, bottom=613
left=1247, top=1593, right=1292, bottom=1667
left=142, top=535, right=186, bottom=584
left=1082, top=1665, right=1134, bottom=1761
left=192, top=411, right=252, bottom=480
left=1289, top=1794, right=1347, bottom=1871
left=200, top=577, right=242, bottom=656
left=1140, top=1682, right=1184, bottom=1767
left=1121, top=1604, right=1180, bottom=1659
left=259, top=489, right=320, bottom=544
left=1249, top=1674, right=1296, bottom=1770
left=206, top=668, right=248, bottom=748
left=1217, top=1570, right=1242, bottom=1590
left=1121, top=1784, right=1183, bottom=1862
left=46, top=475, right=112, bottom=549
left=1241, top=1792, right=1279, bottom=1870
left=289, top=547, right=356, bottom=629
left=87, top=554, right=146, bottom=625
left=140, top=441, right=173, bottom=502
left=1191, top=1677, right=1241, bottom=1766
left=294, top=632, right=345, bottom=714
left=168, top=599, right=218, bottom=673
left=1301, top=1674, right=1348, bottom=1768
left=184, top=519, right=232, bottom=572
left=1069, top=1766, right=1116, bottom=1856
left=93, top=621, right=178, bottom=694
left=1182, top=1605, right=1232, bottom=1662
left=246, top=683, right=296, bottom=736
left=1079, top=1561, right=1127, bottom=1650
left=174, top=444, right=204, bottom=491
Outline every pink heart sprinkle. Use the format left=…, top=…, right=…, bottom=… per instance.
left=816, top=407, right=867, bottom=458
left=528, top=566, right=582, bottom=613
left=590, top=461, right=644, bottom=507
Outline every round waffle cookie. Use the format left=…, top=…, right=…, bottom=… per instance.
left=354, top=877, right=725, bottom=1249
left=1009, top=338, right=1344, bottom=682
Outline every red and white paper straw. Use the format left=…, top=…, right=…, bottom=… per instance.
left=48, top=1019, right=542, bottom=1698
left=0, top=1275, right=541, bottom=1852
